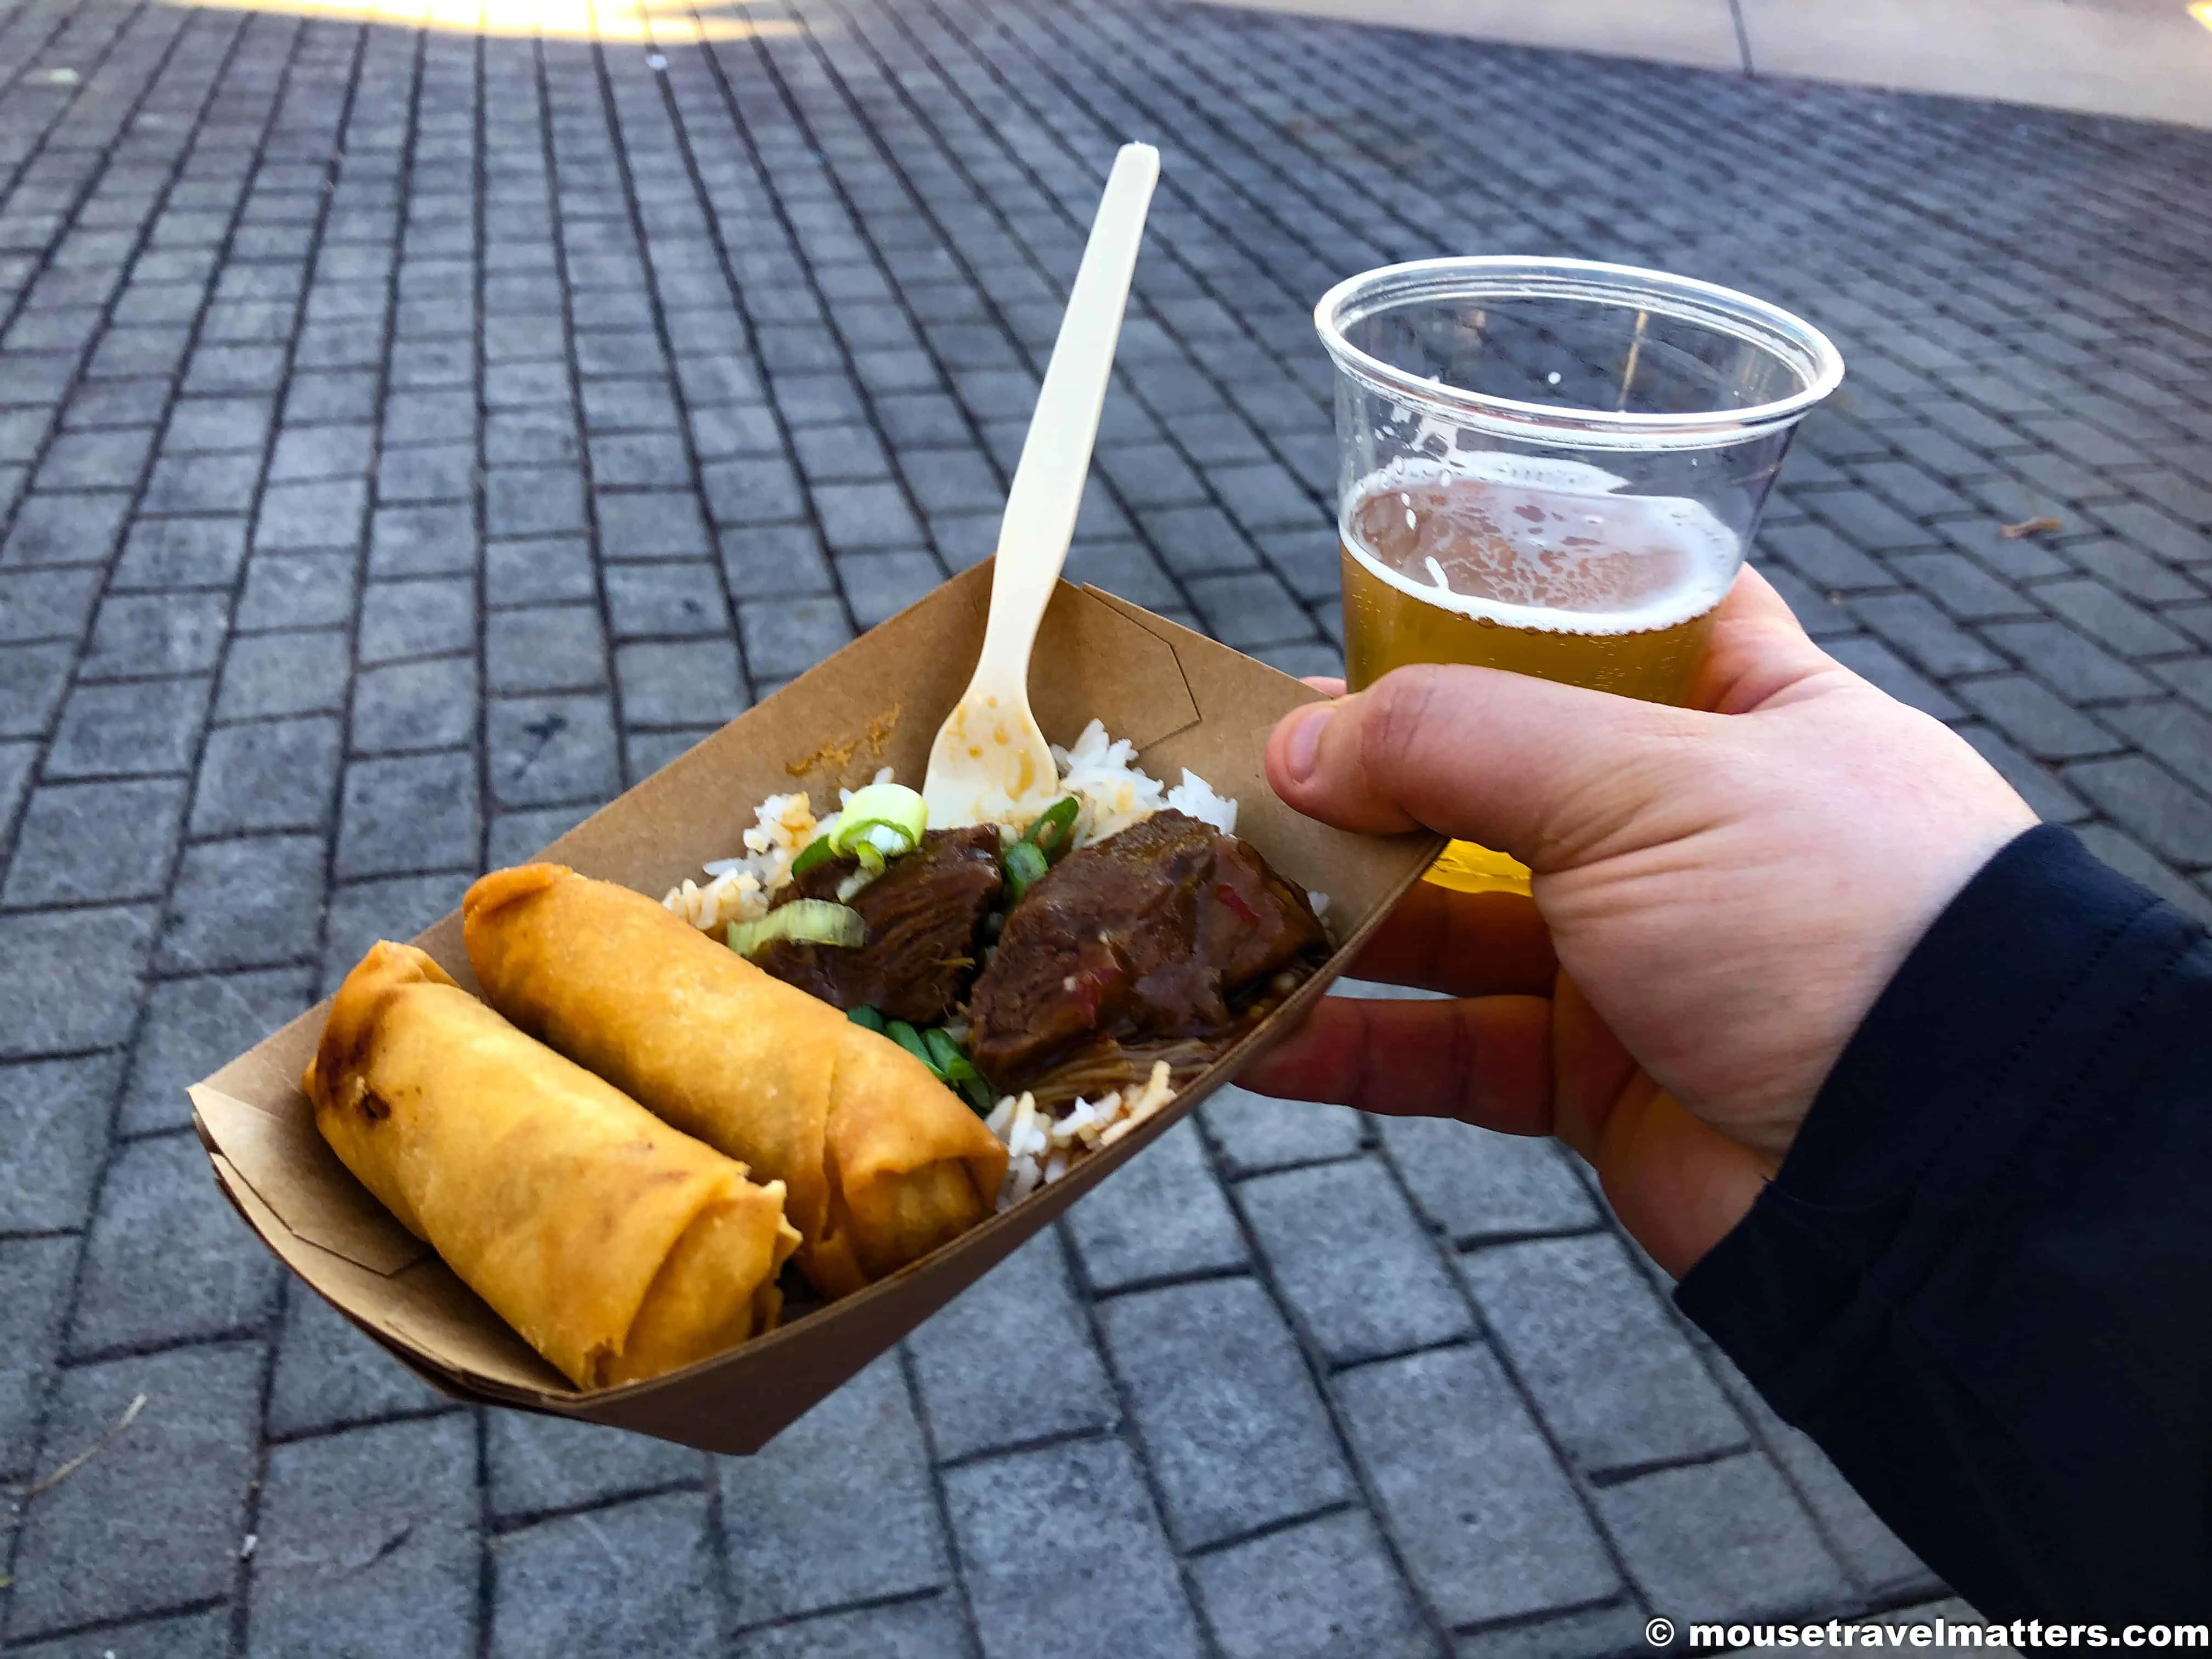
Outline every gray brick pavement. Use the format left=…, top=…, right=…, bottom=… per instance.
left=0, top=0, right=2206, bottom=1647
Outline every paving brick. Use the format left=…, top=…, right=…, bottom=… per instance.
left=2029, top=578, right=2193, bottom=659
left=256, top=477, right=368, bottom=552
left=718, top=1354, right=945, bottom=1624
left=352, top=655, right=478, bottom=754
left=4, top=777, right=188, bottom=906
left=1891, top=551, right=2039, bottom=620
left=486, top=802, right=595, bottom=868
left=616, top=637, right=744, bottom=727
left=1591, top=1454, right=1851, bottom=1620
left=217, top=629, right=349, bottom=720
left=47, top=675, right=212, bottom=776
left=492, top=1491, right=716, bottom=1659
left=0, top=1052, right=121, bottom=1233
left=2090, top=499, right=2206, bottom=567
left=1064, top=538, right=1187, bottom=611
left=0, top=905, right=157, bottom=1056
left=733, top=595, right=849, bottom=684
left=5, top=1341, right=263, bottom=1638
left=336, top=751, right=481, bottom=877
left=488, top=694, right=620, bottom=808
left=114, top=517, right=250, bottom=590
left=269, top=421, right=375, bottom=483
left=2063, top=539, right=2205, bottom=607
left=1098, top=1274, right=1352, bottom=1547
left=1703, top=1351, right=1933, bottom=1598
left=359, top=575, right=475, bottom=664
left=1956, top=722, right=2090, bottom=825
left=733, top=1595, right=970, bottom=1658
left=1953, top=674, right=2120, bottom=761
left=1374, top=1116, right=1599, bottom=1244
left=370, top=503, right=478, bottom=578
left=1336, top=1344, right=1618, bottom=1627
left=2070, top=823, right=2212, bottom=924
left=1202, top=1082, right=1363, bottom=1174
left=321, top=872, right=472, bottom=990
left=2099, top=699, right=2212, bottom=790
left=486, top=603, right=607, bottom=694
left=122, top=967, right=314, bottom=1136
left=238, top=552, right=358, bottom=631
left=1192, top=1508, right=1434, bottom=1659
left=1759, top=522, right=1890, bottom=592
left=485, top=1409, right=699, bottom=1520
left=1186, top=569, right=1314, bottom=649
left=945, top=1436, right=1203, bottom=1659
left=1983, top=619, right=2158, bottom=702
left=720, top=524, right=834, bottom=601
left=0, top=1235, right=77, bottom=1476
left=251, top=1413, right=479, bottom=1658
left=267, top=1283, right=449, bottom=1438
left=70, top=1131, right=280, bottom=1354
left=0, top=566, right=102, bottom=644
left=2067, top=755, right=2212, bottom=867
left=837, top=549, right=944, bottom=627
left=603, top=561, right=727, bottom=638
left=80, top=589, right=232, bottom=680
left=1, top=492, right=132, bottom=568
left=1063, top=1118, right=1245, bottom=1291
left=597, top=488, right=713, bottom=561
left=1822, top=634, right=1963, bottom=719
left=1846, top=590, right=2004, bottom=676
left=0, top=642, right=74, bottom=738
left=188, top=715, right=342, bottom=836
left=160, top=835, right=325, bottom=973
left=907, top=1229, right=1116, bottom=1463
left=1138, top=504, right=1261, bottom=576
left=1240, top=1155, right=1472, bottom=1364
left=1448, top=1601, right=1653, bottom=1659
left=1463, top=1232, right=1745, bottom=1474
left=487, top=535, right=596, bottom=607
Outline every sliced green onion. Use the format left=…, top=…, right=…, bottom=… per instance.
left=919, top=1026, right=993, bottom=1113
left=725, top=899, right=865, bottom=957
left=853, top=839, right=887, bottom=877
left=830, top=783, right=927, bottom=859
left=789, top=835, right=841, bottom=878
left=922, top=1028, right=967, bottom=1076
left=885, top=1019, right=943, bottom=1077
left=1022, top=795, right=1081, bottom=863
left=1003, top=838, right=1049, bottom=904
left=848, top=1005, right=885, bottom=1033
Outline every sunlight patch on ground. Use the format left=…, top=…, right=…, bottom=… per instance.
left=154, top=0, right=799, bottom=42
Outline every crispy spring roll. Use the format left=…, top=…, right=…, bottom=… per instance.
left=462, top=864, right=1009, bottom=1299
left=303, top=941, right=800, bottom=1389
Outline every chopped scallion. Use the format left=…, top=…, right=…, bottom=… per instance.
left=725, top=899, right=865, bottom=957
left=1003, top=838, right=1049, bottom=904
left=884, top=1019, right=943, bottom=1077
left=848, top=1005, right=885, bottom=1033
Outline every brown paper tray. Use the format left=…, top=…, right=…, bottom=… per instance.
left=189, top=563, right=1442, bottom=1454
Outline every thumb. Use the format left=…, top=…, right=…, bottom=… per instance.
left=1265, top=662, right=1703, bottom=870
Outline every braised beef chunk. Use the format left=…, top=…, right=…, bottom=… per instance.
left=753, top=826, right=1004, bottom=1024
left=967, top=809, right=1327, bottom=1090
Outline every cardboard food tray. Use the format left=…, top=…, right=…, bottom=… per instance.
left=189, top=562, right=1443, bottom=1455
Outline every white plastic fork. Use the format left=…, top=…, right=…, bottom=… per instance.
left=922, top=142, right=1160, bottom=830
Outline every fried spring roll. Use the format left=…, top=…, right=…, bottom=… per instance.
left=461, top=864, right=1009, bottom=1299
left=303, top=941, right=800, bottom=1389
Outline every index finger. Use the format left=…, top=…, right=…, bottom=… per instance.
left=1339, top=881, right=1556, bottom=999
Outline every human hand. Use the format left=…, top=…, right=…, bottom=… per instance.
left=1249, top=568, right=2038, bottom=1276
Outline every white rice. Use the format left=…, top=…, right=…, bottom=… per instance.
left=986, top=1059, right=1176, bottom=1211
left=662, top=726, right=1267, bottom=930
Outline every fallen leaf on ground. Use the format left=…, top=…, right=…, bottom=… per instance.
left=2000, top=515, right=2063, bottom=538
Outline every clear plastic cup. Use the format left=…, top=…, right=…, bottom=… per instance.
left=1313, top=256, right=1843, bottom=893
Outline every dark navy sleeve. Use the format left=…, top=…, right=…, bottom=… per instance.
left=1675, top=824, right=2212, bottom=1621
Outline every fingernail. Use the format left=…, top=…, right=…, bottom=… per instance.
left=1284, top=705, right=1331, bottom=782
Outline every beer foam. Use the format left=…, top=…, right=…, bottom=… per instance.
left=1343, top=455, right=1740, bottom=636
